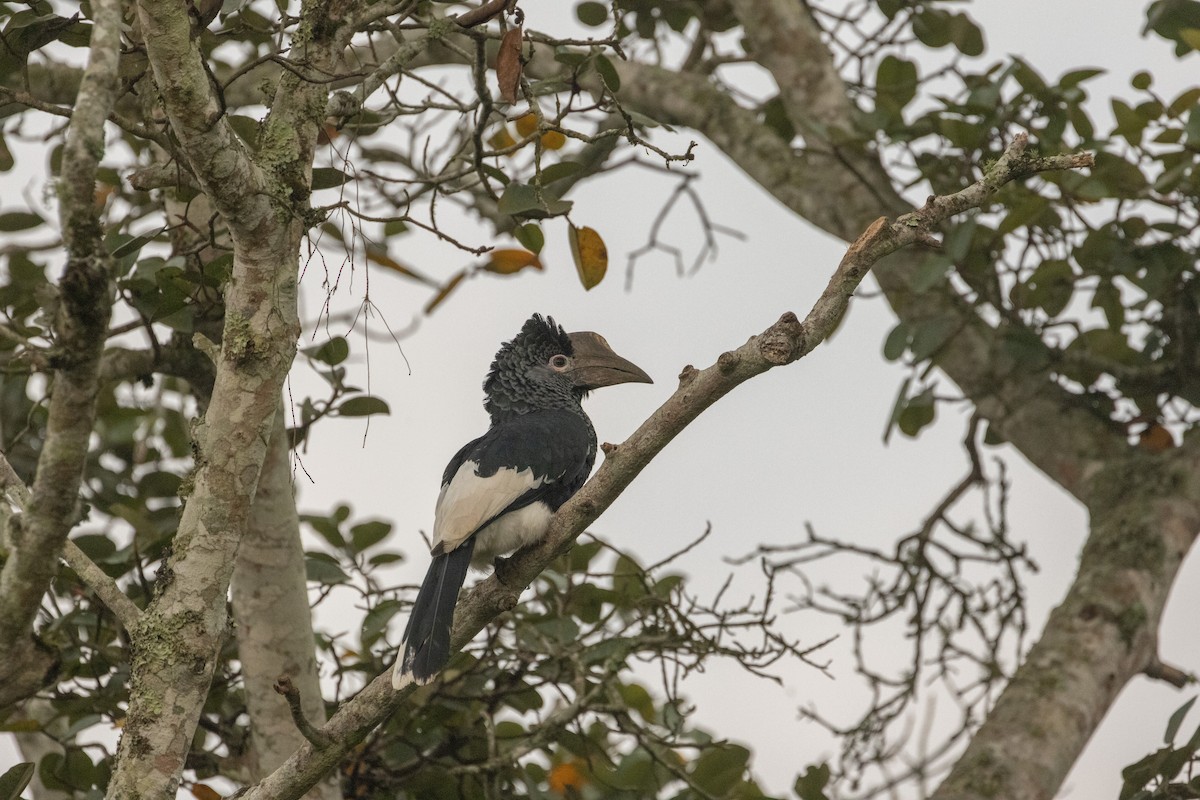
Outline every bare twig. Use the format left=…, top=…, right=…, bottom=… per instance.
left=273, top=676, right=333, bottom=749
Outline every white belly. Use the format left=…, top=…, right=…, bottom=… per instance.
left=470, top=502, right=554, bottom=567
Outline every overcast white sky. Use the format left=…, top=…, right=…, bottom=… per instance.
left=2, top=1, right=1198, bottom=797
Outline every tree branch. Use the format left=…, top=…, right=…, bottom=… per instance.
left=0, top=452, right=141, bottom=633
left=234, top=138, right=1090, bottom=800
left=0, top=0, right=123, bottom=709
left=272, top=677, right=333, bottom=750
left=601, top=57, right=1126, bottom=500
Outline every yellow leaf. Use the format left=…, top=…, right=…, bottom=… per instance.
left=548, top=761, right=587, bottom=793
left=568, top=224, right=607, bottom=290
left=540, top=130, right=566, bottom=150
left=191, top=784, right=221, bottom=800
left=424, top=270, right=467, bottom=315
left=515, top=113, right=538, bottom=138
left=482, top=248, right=542, bottom=275
left=365, top=248, right=437, bottom=286
left=488, top=126, right=516, bottom=152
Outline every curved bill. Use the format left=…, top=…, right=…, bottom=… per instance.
left=567, top=331, right=653, bottom=389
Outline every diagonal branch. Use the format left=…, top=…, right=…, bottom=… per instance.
left=0, top=0, right=123, bottom=709
left=601, top=58, right=1126, bottom=499
left=234, top=136, right=1091, bottom=800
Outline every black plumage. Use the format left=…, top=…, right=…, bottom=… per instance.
left=395, top=315, right=651, bottom=686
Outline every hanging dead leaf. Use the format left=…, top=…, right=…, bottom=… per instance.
left=191, top=784, right=221, bottom=800
left=540, top=130, right=566, bottom=150
left=425, top=269, right=468, bottom=314
left=366, top=248, right=437, bottom=286
left=514, top=113, right=538, bottom=138
left=568, top=224, right=607, bottom=290
left=488, top=125, right=517, bottom=151
left=496, top=25, right=523, bottom=103
left=482, top=248, right=543, bottom=275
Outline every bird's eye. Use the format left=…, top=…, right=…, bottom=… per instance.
left=549, top=354, right=570, bottom=370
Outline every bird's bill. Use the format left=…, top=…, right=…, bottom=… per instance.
left=567, top=331, right=653, bottom=388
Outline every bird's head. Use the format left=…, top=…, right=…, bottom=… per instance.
left=484, top=314, right=651, bottom=419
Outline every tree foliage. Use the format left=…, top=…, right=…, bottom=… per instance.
left=0, top=0, right=1198, bottom=799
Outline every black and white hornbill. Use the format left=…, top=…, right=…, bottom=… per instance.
left=393, top=314, right=652, bottom=687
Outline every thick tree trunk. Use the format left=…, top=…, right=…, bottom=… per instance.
left=233, top=410, right=340, bottom=800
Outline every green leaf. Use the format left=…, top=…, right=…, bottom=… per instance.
left=949, top=13, right=985, bottom=56
left=350, top=520, right=391, bottom=552
left=911, top=254, right=950, bottom=292
left=312, top=167, right=351, bottom=190
left=898, top=387, right=936, bottom=438
left=576, top=1, right=607, bottom=26
left=110, top=228, right=165, bottom=258
left=497, top=182, right=573, bottom=219
left=305, top=553, right=349, bottom=585
left=336, top=396, right=390, bottom=417
left=0, top=762, right=35, bottom=800
left=690, top=744, right=750, bottom=795
left=795, top=762, right=832, bottom=800
left=537, top=160, right=584, bottom=186
left=1112, top=98, right=1149, bottom=145
left=1060, top=67, right=1105, bottom=87
left=301, top=513, right=346, bottom=548
left=0, top=211, right=43, bottom=231
left=882, top=322, right=910, bottom=361
left=594, top=54, right=621, bottom=91
left=875, top=55, right=918, bottom=112
left=361, top=599, right=402, bottom=645
left=1026, top=259, right=1075, bottom=316
left=305, top=336, right=350, bottom=366
left=226, top=115, right=261, bottom=148
left=613, top=749, right=654, bottom=790
left=909, top=315, right=958, bottom=361
left=514, top=223, right=545, bottom=254
left=619, top=682, right=656, bottom=722
left=1165, top=696, right=1198, bottom=743
left=913, top=8, right=952, bottom=47
left=883, top=375, right=912, bottom=445
left=761, top=96, right=796, bottom=142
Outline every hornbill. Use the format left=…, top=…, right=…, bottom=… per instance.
left=394, top=314, right=652, bottom=687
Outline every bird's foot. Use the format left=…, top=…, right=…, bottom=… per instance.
left=493, top=554, right=517, bottom=586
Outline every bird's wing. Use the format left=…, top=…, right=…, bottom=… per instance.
left=431, top=411, right=593, bottom=555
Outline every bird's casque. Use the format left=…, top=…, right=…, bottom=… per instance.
left=394, top=314, right=651, bottom=687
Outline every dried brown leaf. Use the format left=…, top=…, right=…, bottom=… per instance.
left=496, top=26, right=523, bottom=103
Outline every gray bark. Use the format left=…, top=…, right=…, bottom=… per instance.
left=233, top=411, right=340, bottom=800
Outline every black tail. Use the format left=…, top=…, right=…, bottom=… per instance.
left=397, top=539, right=475, bottom=685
